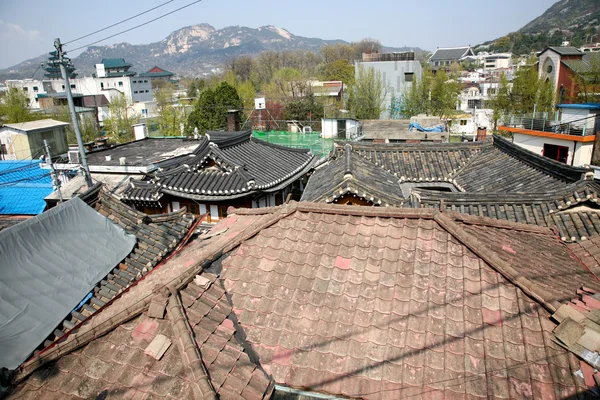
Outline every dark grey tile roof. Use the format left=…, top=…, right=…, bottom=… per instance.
left=412, top=180, right=600, bottom=242
left=545, top=46, right=584, bottom=56
left=562, top=53, right=600, bottom=74
left=429, top=46, right=472, bottom=61
left=123, top=130, right=316, bottom=203
left=301, top=143, right=404, bottom=206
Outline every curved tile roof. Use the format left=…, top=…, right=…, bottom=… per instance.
left=123, top=131, right=315, bottom=203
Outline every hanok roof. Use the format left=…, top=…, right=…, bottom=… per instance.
left=2, top=190, right=197, bottom=370
left=302, top=143, right=403, bottom=206
left=1, top=119, right=69, bottom=133
left=304, top=135, right=591, bottom=209
left=412, top=180, right=600, bottom=242
left=429, top=46, right=474, bottom=61
left=0, top=197, right=136, bottom=370
left=101, top=58, right=132, bottom=69
left=122, top=130, right=316, bottom=203
left=0, top=160, right=53, bottom=215
left=139, top=66, right=175, bottom=78
left=7, top=202, right=598, bottom=398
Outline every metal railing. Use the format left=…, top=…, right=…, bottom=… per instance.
left=500, top=113, right=593, bottom=136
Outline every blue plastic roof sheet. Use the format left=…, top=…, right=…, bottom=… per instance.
left=0, top=160, right=53, bottom=215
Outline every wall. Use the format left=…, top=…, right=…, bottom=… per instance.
left=512, top=132, right=595, bottom=166
left=355, top=60, right=423, bottom=119
left=560, top=108, right=596, bottom=131
left=0, top=130, right=30, bottom=160
left=321, top=119, right=360, bottom=139
left=27, top=127, right=69, bottom=158
left=538, top=51, right=561, bottom=93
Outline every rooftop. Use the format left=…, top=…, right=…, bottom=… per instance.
left=6, top=202, right=599, bottom=398
left=122, top=130, right=316, bottom=203
left=541, top=46, right=584, bottom=57
left=1, top=119, right=69, bottom=133
left=139, top=66, right=175, bottom=78
left=429, top=46, right=474, bottom=61
left=0, top=160, right=53, bottom=215
left=101, top=58, right=133, bottom=69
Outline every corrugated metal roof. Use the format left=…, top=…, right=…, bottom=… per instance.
left=0, top=161, right=53, bottom=215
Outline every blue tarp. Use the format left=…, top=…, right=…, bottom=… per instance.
left=409, top=122, right=444, bottom=133
left=0, top=160, right=53, bottom=215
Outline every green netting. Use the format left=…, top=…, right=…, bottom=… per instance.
left=252, top=131, right=334, bottom=156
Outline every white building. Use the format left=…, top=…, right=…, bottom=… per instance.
left=355, top=52, right=423, bottom=119
left=510, top=103, right=600, bottom=166
left=321, top=117, right=361, bottom=139
left=483, top=53, right=512, bottom=71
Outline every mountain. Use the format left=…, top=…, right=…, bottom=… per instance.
left=0, top=24, right=422, bottom=80
left=476, top=0, right=600, bottom=55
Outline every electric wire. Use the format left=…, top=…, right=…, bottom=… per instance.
left=68, top=0, right=203, bottom=53
left=64, top=0, right=175, bottom=45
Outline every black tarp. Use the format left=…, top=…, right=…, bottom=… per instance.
left=0, top=197, right=136, bottom=369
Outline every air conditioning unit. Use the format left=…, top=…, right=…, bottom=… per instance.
left=68, top=150, right=80, bottom=164
left=303, top=126, right=313, bottom=134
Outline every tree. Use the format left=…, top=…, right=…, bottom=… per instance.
left=347, top=66, right=386, bottom=120
left=0, top=88, right=34, bottom=124
left=103, top=94, right=139, bottom=143
left=185, top=82, right=243, bottom=134
left=50, top=105, right=99, bottom=144
left=320, top=43, right=356, bottom=64
left=489, top=73, right=512, bottom=130
left=401, top=69, right=460, bottom=119
left=284, top=94, right=323, bottom=121
left=322, top=59, right=355, bottom=85
left=155, top=84, right=185, bottom=136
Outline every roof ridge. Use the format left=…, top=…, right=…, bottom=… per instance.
left=250, top=135, right=313, bottom=153
left=433, top=212, right=562, bottom=313
left=166, top=287, right=216, bottom=399
left=443, top=210, right=553, bottom=234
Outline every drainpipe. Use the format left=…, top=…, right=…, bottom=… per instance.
left=572, top=140, right=577, bottom=166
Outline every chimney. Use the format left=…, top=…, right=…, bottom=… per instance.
left=477, top=127, right=487, bottom=141
left=227, top=110, right=240, bottom=132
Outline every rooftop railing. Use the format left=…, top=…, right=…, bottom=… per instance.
left=500, top=114, right=594, bottom=136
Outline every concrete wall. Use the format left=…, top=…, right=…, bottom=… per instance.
left=560, top=108, right=597, bottom=131
left=355, top=60, right=423, bottom=119
left=321, top=118, right=361, bottom=139
left=513, top=132, right=594, bottom=166
left=362, top=119, right=445, bottom=142
left=0, top=126, right=67, bottom=160
left=539, top=51, right=561, bottom=94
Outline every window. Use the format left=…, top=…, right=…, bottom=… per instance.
left=62, top=85, right=65, bottom=89
left=404, top=72, right=414, bottom=82
left=118, top=81, right=123, bottom=87
left=134, top=91, right=138, bottom=94
left=144, top=80, right=148, bottom=83
left=132, top=80, right=137, bottom=83
left=100, top=82, right=104, bottom=89
left=23, top=87, right=28, bottom=91
left=32, top=86, right=38, bottom=92
left=145, top=90, right=149, bottom=93
left=460, top=120, right=468, bottom=126
left=543, top=143, right=569, bottom=164
left=70, top=84, right=75, bottom=89
left=488, top=88, right=496, bottom=95
left=0, top=144, right=7, bottom=156
left=34, top=98, right=38, bottom=102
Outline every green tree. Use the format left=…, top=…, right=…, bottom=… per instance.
left=185, top=82, right=243, bottom=134
left=572, top=53, right=600, bottom=103
left=321, top=59, right=355, bottom=85
left=0, top=88, right=34, bottom=124
left=284, top=94, right=324, bottom=121
left=401, top=69, right=460, bottom=119
left=347, top=66, right=386, bottom=120
left=103, top=93, right=139, bottom=143
left=155, top=84, right=185, bottom=136
left=50, top=105, right=99, bottom=144
left=489, top=73, right=512, bottom=130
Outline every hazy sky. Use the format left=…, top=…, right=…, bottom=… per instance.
left=0, top=0, right=559, bottom=69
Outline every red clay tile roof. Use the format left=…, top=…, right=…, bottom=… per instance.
left=5, top=275, right=273, bottom=399
left=6, top=202, right=599, bottom=399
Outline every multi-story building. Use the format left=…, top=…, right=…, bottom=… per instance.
left=355, top=52, right=423, bottom=119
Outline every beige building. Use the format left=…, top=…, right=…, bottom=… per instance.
left=0, top=119, right=69, bottom=160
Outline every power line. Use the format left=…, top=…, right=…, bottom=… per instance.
left=64, top=0, right=174, bottom=45
left=68, top=0, right=203, bottom=53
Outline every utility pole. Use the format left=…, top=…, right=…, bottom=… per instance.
left=44, top=139, right=63, bottom=203
left=53, top=38, right=93, bottom=188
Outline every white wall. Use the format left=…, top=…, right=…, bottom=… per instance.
left=560, top=108, right=596, bottom=131
left=513, top=132, right=593, bottom=166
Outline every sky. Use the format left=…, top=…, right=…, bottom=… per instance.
left=0, top=0, right=559, bottom=69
